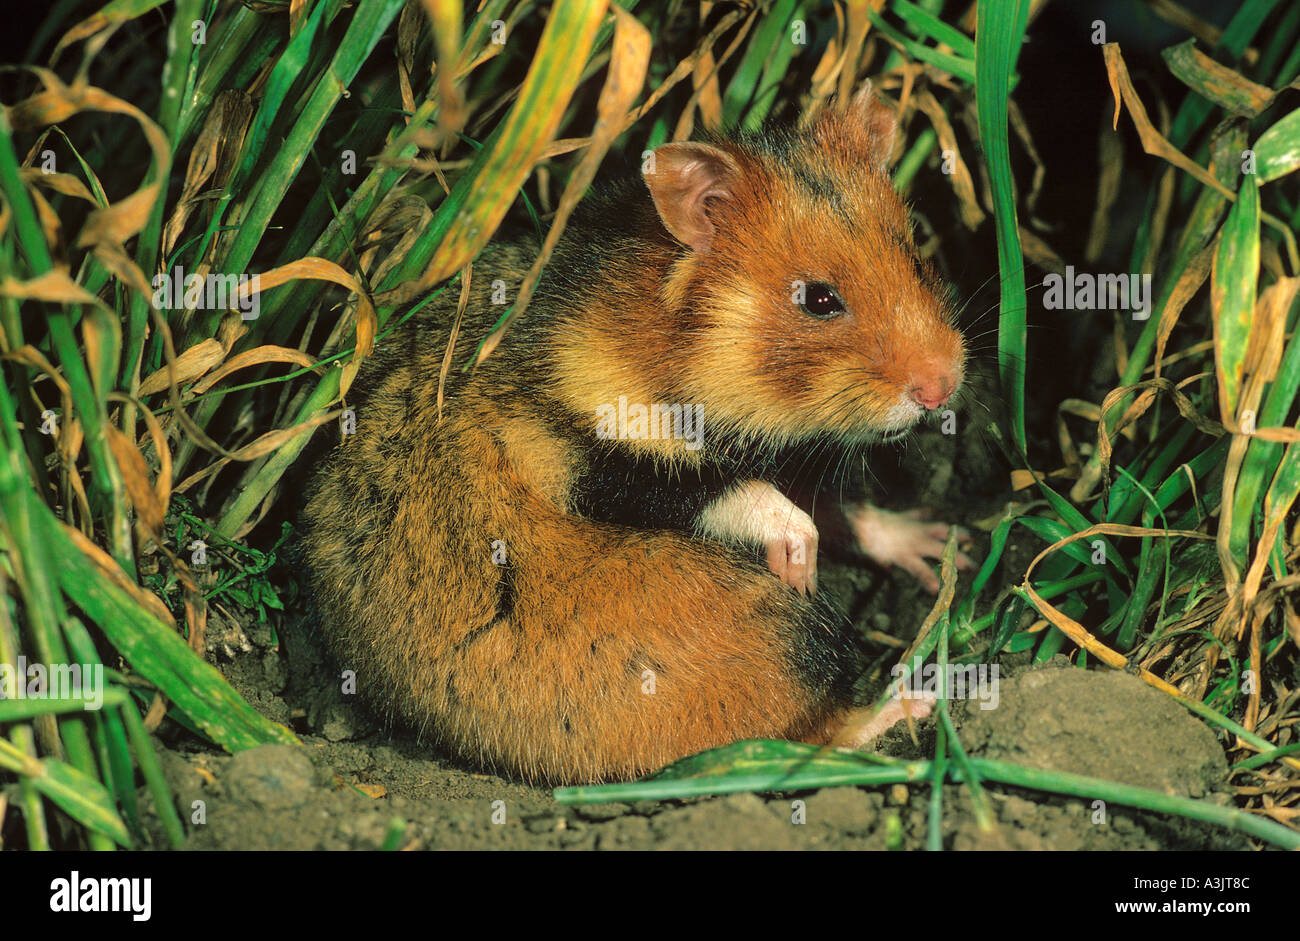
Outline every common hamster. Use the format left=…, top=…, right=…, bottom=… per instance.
left=302, top=83, right=970, bottom=783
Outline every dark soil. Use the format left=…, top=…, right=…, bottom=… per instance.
left=137, top=417, right=1250, bottom=850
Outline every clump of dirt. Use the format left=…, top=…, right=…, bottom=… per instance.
left=943, top=664, right=1243, bottom=850
left=961, top=667, right=1226, bottom=797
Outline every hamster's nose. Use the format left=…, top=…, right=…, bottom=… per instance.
left=908, top=359, right=959, bottom=410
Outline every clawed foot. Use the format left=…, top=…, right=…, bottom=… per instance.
left=763, top=505, right=818, bottom=596
left=846, top=503, right=974, bottom=593
left=829, top=694, right=937, bottom=749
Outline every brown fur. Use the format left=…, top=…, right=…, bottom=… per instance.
left=302, top=89, right=964, bottom=783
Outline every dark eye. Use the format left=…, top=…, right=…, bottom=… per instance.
left=800, top=281, right=845, bottom=319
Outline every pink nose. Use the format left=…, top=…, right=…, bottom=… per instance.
left=909, top=362, right=958, bottom=410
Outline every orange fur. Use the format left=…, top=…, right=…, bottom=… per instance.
left=302, top=89, right=963, bottom=783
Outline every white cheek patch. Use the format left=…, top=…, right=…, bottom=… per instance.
left=882, top=395, right=923, bottom=431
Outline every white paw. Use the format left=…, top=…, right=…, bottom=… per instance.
left=846, top=503, right=973, bottom=593
left=697, top=480, right=818, bottom=595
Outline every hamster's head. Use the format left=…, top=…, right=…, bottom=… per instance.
left=644, top=83, right=966, bottom=448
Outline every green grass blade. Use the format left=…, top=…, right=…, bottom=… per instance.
left=866, top=7, right=975, bottom=85
left=121, top=0, right=200, bottom=391
left=1161, top=39, right=1272, bottom=117
left=1213, top=175, right=1260, bottom=560
left=177, top=6, right=281, bottom=148
left=391, top=0, right=609, bottom=292
left=723, top=0, right=797, bottom=127
left=0, top=689, right=129, bottom=722
left=553, top=745, right=1300, bottom=850
left=889, top=0, right=975, bottom=58
left=0, top=737, right=132, bottom=847
left=119, top=698, right=186, bottom=848
left=975, top=0, right=1030, bottom=453
left=964, top=757, right=1299, bottom=850
left=742, top=2, right=807, bottom=131
left=1255, top=106, right=1300, bottom=183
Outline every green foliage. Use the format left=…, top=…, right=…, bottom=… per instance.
left=2, top=0, right=1298, bottom=849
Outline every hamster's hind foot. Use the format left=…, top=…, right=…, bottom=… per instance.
left=827, top=694, right=937, bottom=749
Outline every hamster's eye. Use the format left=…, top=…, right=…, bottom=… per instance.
left=800, top=281, right=845, bottom=319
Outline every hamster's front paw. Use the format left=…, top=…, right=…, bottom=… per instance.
left=846, top=503, right=972, bottom=593
left=698, top=479, right=819, bottom=595
left=763, top=502, right=818, bottom=596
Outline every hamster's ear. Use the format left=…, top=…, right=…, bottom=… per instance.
left=642, top=142, right=738, bottom=253
left=814, top=80, right=898, bottom=171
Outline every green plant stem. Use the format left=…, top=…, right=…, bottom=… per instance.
left=1233, top=741, right=1300, bottom=771
left=553, top=750, right=1300, bottom=850
left=120, top=0, right=199, bottom=398
left=118, top=699, right=185, bottom=849
left=894, top=126, right=936, bottom=192
left=963, top=757, right=1297, bottom=850
left=975, top=0, right=1030, bottom=454
left=7, top=728, right=50, bottom=850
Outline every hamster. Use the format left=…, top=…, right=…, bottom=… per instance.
left=301, top=83, right=971, bottom=783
